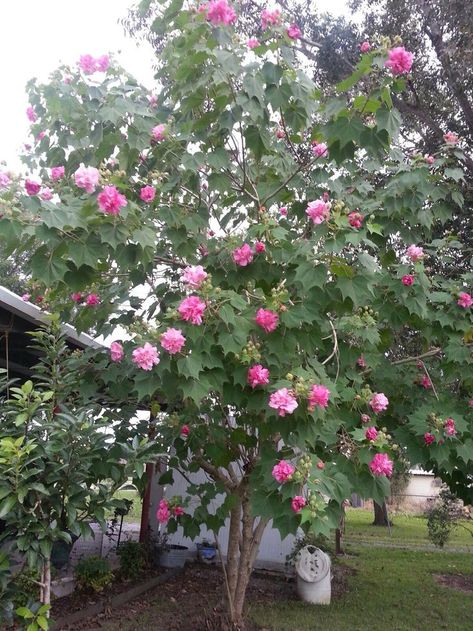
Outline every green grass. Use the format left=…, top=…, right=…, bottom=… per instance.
left=106, top=489, right=142, bottom=523
left=250, top=547, right=473, bottom=630
left=344, top=508, right=473, bottom=549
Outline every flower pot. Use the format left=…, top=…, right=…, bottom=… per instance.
left=197, top=543, right=217, bottom=564
left=295, top=546, right=331, bottom=605
left=158, top=544, right=189, bottom=568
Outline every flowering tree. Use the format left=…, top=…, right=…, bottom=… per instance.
left=1, top=0, right=473, bottom=625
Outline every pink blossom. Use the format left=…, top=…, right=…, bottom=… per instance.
left=424, top=154, right=435, bottom=165
left=406, top=244, right=424, bottom=262
left=272, top=460, right=295, bottom=483
left=79, top=54, right=96, bottom=74
left=233, top=243, right=254, bottom=266
left=21, top=293, right=31, bottom=302
left=63, top=75, right=73, bottom=84
left=420, top=374, right=432, bottom=389
left=132, top=342, right=160, bottom=370
left=458, top=292, right=473, bottom=308
left=255, top=308, right=279, bottom=333
left=369, top=453, right=393, bottom=477
left=247, top=364, right=270, bottom=388
left=424, top=432, right=435, bottom=445
left=36, top=131, right=46, bottom=142
left=360, top=41, right=371, bottom=53
left=361, top=414, right=371, bottom=424
left=86, top=293, right=100, bottom=306
left=469, top=399, right=473, bottom=407
left=181, top=424, right=190, bottom=437
left=156, top=499, right=171, bottom=524
left=197, top=3, right=209, bottom=13
left=348, top=212, right=364, bottom=229
left=291, top=495, right=307, bottom=513
left=51, top=166, right=65, bottom=181
left=276, top=128, right=285, bottom=139
left=71, top=292, right=82, bottom=303
left=147, top=94, right=158, bottom=106
left=206, top=0, right=237, bottom=25
left=160, top=328, right=186, bottom=354
left=255, top=241, right=266, bottom=253
left=178, top=295, right=206, bottom=325
left=95, top=55, right=110, bottom=72
left=287, top=24, right=301, bottom=40
left=26, top=106, right=37, bottom=122
left=140, top=185, right=156, bottom=203
left=402, top=274, right=415, bottom=286
left=317, top=461, right=325, bottom=470
left=279, top=206, right=288, bottom=216
left=25, top=179, right=41, bottom=196
left=365, top=426, right=378, bottom=442
left=40, top=188, right=53, bottom=201
left=247, top=38, right=260, bottom=49
left=384, top=46, right=413, bottom=75
left=357, top=356, right=367, bottom=368
left=311, top=142, right=328, bottom=158
left=306, top=199, right=330, bottom=224
left=181, top=265, right=208, bottom=289
left=443, top=131, right=459, bottom=145
left=369, top=392, right=389, bottom=413
left=322, top=191, right=330, bottom=202
left=0, top=171, right=11, bottom=189
left=269, top=388, right=298, bottom=416
left=151, top=124, right=167, bottom=142
left=308, top=384, right=330, bottom=411
left=97, top=186, right=128, bottom=215
left=261, top=8, right=281, bottom=29
left=110, top=341, right=124, bottom=362
left=173, top=505, right=184, bottom=517
left=444, top=418, right=456, bottom=436
left=74, top=164, right=100, bottom=193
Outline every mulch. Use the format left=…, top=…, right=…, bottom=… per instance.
left=433, top=573, right=473, bottom=593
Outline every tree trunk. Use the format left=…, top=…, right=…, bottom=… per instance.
left=372, top=500, right=391, bottom=526
left=40, top=558, right=51, bottom=615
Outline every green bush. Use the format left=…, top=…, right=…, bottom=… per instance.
left=426, top=490, right=457, bottom=547
left=75, top=556, right=113, bottom=593
left=12, top=567, right=40, bottom=609
left=117, top=541, right=146, bottom=579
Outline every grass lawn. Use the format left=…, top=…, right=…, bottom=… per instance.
left=107, top=488, right=142, bottom=523
left=249, top=546, right=473, bottom=630
left=344, top=508, right=473, bottom=549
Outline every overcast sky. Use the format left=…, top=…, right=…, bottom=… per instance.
left=0, top=0, right=348, bottom=170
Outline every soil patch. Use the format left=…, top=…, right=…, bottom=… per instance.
left=433, top=573, right=473, bottom=593
left=56, top=562, right=353, bottom=630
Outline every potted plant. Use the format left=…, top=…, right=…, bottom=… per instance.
left=197, top=540, right=217, bottom=564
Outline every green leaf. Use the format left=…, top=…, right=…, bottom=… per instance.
left=15, top=607, right=34, bottom=619
left=376, top=107, right=402, bottom=137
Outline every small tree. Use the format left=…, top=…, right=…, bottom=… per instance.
left=1, top=1, right=473, bottom=626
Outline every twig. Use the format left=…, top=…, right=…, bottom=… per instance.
left=213, top=532, right=235, bottom=621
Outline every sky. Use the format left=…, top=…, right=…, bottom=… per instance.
left=0, top=0, right=348, bottom=170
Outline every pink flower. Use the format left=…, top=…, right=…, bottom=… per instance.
left=110, top=341, right=124, bottom=362
left=157, top=499, right=171, bottom=524
left=247, top=364, right=270, bottom=388
left=233, top=243, right=254, bottom=266
left=384, top=46, right=413, bottom=75
left=424, top=154, right=435, bottom=165
left=369, top=453, right=393, bottom=477
left=357, top=356, right=367, bottom=368
left=317, top=461, right=325, bottom=470
left=291, top=495, right=307, bottom=513
left=181, top=265, right=208, bottom=289
left=247, top=38, right=260, bottom=49
left=261, top=8, right=281, bottom=29
left=406, top=244, right=424, bottom=262
left=348, top=212, right=364, bottom=229
left=25, top=179, right=41, bottom=196
left=97, top=186, right=127, bottom=215
left=255, top=241, right=266, bottom=253
left=272, top=460, right=295, bottom=483
left=151, top=124, right=166, bottom=142
left=95, top=55, right=110, bottom=72
left=365, top=426, right=378, bottom=442
left=178, top=295, right=206, bottom=325
left=132, top=342, right=160, bottom=370
left=36, top=131, right=46, bottom=142
left=86, top=293, right=100, bottom=306
left=458, top=292, right=473, bottom=308
left=79, top=54, right=96, bottom=74
left=21, top=293, right=31, bottom=302
left=444, top=418, right=456, bottom=436
left=160, top=328, right=186, bottom=354
left=360, top=41, right=371, bottom=53
left=311, top=142, right=328, bottom=158
left=74, top=164, right=100, bottom=193
left=40, top=188, right=53, bottom=201
left=71, top=292, right=82, bottom=303
left=420, top=374, right=432, bottom=389
left=255, top=308, right=279, bottom=333
left=181, top=424, right=190, bottom=437
left=206, top=0, right=237, bottom=25
left=308, top=384, right=330, bottom=411
left=0, top=171, right=11, bottom=189
left=147, top=94, right=158, bottom=106
left=140, top=185, right=156, bottom=203
left=173, top=505, right=184, bottom=517
left=63, top=75, right=73, bottom=84
left=306, top=199, right=330, bottom=224
left=269, top=388, right=298, bottom=416
left=26, top=106, right=37, bottom=122
left=287, top=24, right=301, bottom=39
left=424, top=432, right=435, bottom=446
left=468, top=399, right=473, bottom=407
left=369, top=392, right=389, bottom=413
left=276, top=128, right=285, bottom=139
left=51, top=166, right=65, bottom=181
left=443, top=131, right=459, bottom=145
left=402, top=274, right=415, bottom=286
left=279, top=206, right=287, bottom=216
left=361, top=414, right=371, bottom=424
left=322, top=191, right=330, bottom=202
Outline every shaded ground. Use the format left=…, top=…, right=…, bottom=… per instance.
left=434, top=573, right=473, bottom=593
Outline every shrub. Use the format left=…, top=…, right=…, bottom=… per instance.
left=426, top=489, right=457, bottom=547
left=117, top=541, right=146, bottom=579
left=12, top=567, right=40, bottom=609
left=74, top=556, right=113, bottom=593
